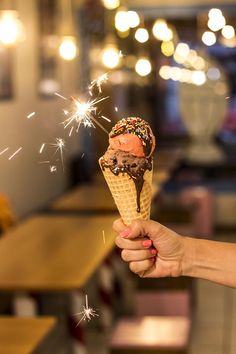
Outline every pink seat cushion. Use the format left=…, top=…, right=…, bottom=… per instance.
left=110, top=316, right=190, bottom=349
left=134, top=291, right=191, bottom=317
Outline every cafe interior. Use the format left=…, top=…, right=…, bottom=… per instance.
left=0, top=0, right=236, bottom=353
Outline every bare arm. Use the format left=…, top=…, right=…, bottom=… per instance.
left=114, top=218, right=236, bottom=288
left=183, top=237, right=236, bottom=288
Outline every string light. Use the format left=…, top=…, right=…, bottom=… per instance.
left=135, top=28, right=149, bottom=43
left=0, top=10, right=25, bottom=46
left=135, top=58, right=152, bottom=76
left=115, top=10, right=129, bottom=32
left=202, top=31, right=216, bottom=46
left=102, top=45, right=120, bottom=69
left=102, top=0, right=120, bottom=10
left=221, top=25, right=235, bottom=39
left=127, top=11, right=140, bottom=28
left=152, top=19, right=173, bottom=41
left=161, top=41, right=175, bottom=57
left=59, top=36, right=77, bottom=60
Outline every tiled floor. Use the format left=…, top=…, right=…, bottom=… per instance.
left=189, top=232, right=236, bottom=354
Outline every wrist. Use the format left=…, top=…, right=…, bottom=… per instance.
left=181, top=236, right=196, bottom=277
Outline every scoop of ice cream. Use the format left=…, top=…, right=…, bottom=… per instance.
left=109, top=133, right=145, bottom=157
left=109, top=117, right=155, bottom=157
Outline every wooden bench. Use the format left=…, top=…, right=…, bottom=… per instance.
left=0, top=316, right=56, bottom=354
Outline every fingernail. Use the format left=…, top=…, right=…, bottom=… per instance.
left=142, top=239, right=152, bottom=248
left=120, top=229, right=131, bottom=238
left=150, top=248, right=157, bottom=255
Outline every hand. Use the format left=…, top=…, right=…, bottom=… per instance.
left=113, top=218, right=187, bottom=278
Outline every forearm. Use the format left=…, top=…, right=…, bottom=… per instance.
left=182, top=237, right=236, bottom=288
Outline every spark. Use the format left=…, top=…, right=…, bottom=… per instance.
left=81, top=153, right=85, bottom=158
left=51, top=138, right=66, bottom=171
left=50, top=165, right=57, bottom=173
left=27, top=112, right=36, bottom=119
left=69, top=127, right=74, bottom=137
left=89, top=73, right=109, bottom=93
left=0, top=147, right=9, bottom=155
left=101, top=115, right=111, bottom=122
left=74, top=294, right=99, bottom=326
left=62, top=96, right=109, bottom=134
left=225, top=96, right=230, bottom=100
left=8, top=147, right=22, bottom=160
left=55, top=92, right=68, bottom=100
left=38, top=161, right=50, bottom=164
left=102, top=230, right=106, bottom=244
left=39, top=143, right=45, bottom=154
left=119, top=50, right=123, bottom=57
left=115, top=106, right=118, bottom=112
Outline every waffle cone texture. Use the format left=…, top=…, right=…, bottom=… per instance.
left=99, top=158, right=153, bottom=226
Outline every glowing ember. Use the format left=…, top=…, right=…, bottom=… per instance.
left=75, top=294, right=99, bottom=326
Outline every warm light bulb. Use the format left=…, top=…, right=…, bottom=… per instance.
left=170, top=67, right=182, bottom=81
left=191, top=71, right=206, bottom=86
left=159, top=65, right=171, bottom=80
left=175, top=42, right=190, bottom=57
left=0, top=10, right=25, bottom=46
left=102, top=0, right=120, bottom=10
left=59, top=36, right=77, bottom=60
left=135, top=58, right=152, bottom=76
left=208, top=8, right=223, bottom=18
left=152, top=19, right=172, bottom=41
left=115, top=10, right=129, bottom=32
left=161, top=41, right=174, bottom=57
left=127, top=11, right=140, bottom=28
left=208, top=16, right=226, bottom=32
left=202, top=31, right=216, bottom=46
left=221, top=25, right=235, bottom=39
left=135, top=28, right=149, bottom=43
left=102, top=46, right=120, bottom=68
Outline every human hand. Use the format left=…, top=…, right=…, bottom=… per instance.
left=113, top=218, right=187, bottom=278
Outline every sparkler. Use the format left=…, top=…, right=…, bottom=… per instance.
left=51, top=138, right=66, bottom=171
left=74, top=294, right=99, bottom=326
left=62, top=95, right=109, bottom=134
left=89, top=73, right=109, bottom=93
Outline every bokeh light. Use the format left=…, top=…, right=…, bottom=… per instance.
left=135, top=58, right=152, bottom=76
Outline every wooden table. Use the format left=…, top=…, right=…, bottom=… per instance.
left=0, top=215, right=116, bottom=291
left=0, top=316, right=56, bottom=354
left=50, top=183, right=117, bottom=213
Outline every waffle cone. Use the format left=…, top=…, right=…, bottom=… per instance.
left=99, top=158, right=153, bottom=226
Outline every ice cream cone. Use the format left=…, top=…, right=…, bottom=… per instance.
left=99, top=158, right=153, bottom=226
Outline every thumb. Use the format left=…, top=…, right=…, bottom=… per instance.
left=119, top=219, right=164, bottom=241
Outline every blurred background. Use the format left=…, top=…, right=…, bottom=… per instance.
left=0, top=0, right=236, bottom=354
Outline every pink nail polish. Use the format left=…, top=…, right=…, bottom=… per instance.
left=150, top=248, right=157, bottom=255
left=120, top=229, right=130, bottom=238
left=142, top=239, right=152, bottom=247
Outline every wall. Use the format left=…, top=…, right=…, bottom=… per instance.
left=0, top=0, right=82, bottom=218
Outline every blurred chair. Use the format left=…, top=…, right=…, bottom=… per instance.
left=0, top=194, right=17, bottom=234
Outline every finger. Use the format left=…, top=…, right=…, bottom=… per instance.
left=115, top=235, right=153, bottom=250
left=121, top=248, right=157, bottom=262
left=129, top=258, right=155, bottom=274
left=113, top=218, right=126, bottom=233
left=121, top=219, right=166, bottom=241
